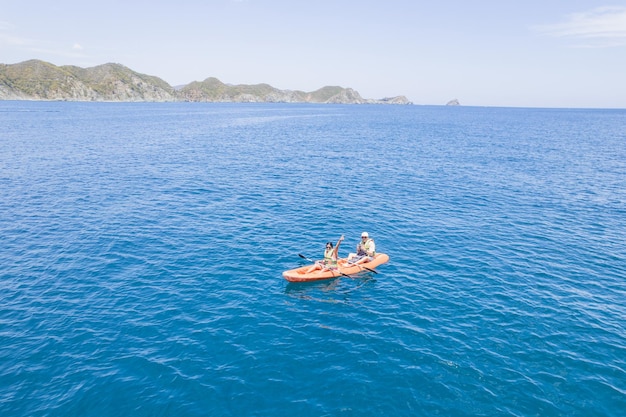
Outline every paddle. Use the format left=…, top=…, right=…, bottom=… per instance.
left=298, top=253, right=316, bottom=263
left=298, top=254, right=351, bottom=278
left=345, top=258, right=379, bottom=274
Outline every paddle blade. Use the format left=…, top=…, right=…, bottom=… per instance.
left=298, top=253, right=315, bottom=263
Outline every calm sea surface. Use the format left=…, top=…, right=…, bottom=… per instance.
left=1, top=102, right=625, bottom=416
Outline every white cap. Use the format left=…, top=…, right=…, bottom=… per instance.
left=361, top=232, right=369, bottom=237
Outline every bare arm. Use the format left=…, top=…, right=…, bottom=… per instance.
left=333, top=235, right=344, bottom=259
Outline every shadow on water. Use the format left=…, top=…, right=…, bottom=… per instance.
left=284, top=274, right=377, bottom=303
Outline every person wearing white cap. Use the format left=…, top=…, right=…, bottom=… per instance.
left=348, top=232, right=376, bottom=264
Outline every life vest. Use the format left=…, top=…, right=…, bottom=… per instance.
left=324, top=247, right=337, bottom=266
left=357, top=238, right=375, bottom=256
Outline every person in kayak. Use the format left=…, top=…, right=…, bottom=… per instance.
left=306, top=235, right=344, bottom=273
left=347, top=232, right=376, bottom=264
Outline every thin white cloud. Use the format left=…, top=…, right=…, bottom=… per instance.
left=534, top=6, right=626, bottom=47
left=28, top=45, right=88, bottom=59
left=0, top=22, right=88, bottom=60
left=0, top=25, right=32, bottom=47
left=0, top=21, right=13, bottom=31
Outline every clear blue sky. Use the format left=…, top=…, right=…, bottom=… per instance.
left=1, top=0, right=625, bottom=108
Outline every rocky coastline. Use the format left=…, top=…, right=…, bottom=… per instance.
left=0, top=60, right=412, bottom=105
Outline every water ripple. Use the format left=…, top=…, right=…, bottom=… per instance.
left=1, top=103, right=625, bottom=416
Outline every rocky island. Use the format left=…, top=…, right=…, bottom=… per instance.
left=0, top=60, right=412, bottom=104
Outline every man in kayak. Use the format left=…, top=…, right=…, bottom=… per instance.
left=347, top=232, right=376, bottom=264
left=306, top=235, right=344, bottom=273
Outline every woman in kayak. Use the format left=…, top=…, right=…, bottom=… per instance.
left=306, top=235, right=344, bottom=273
left=347, top=232, right=376, bottom=264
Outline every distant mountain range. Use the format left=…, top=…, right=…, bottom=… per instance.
left=0, top=60, right=411, bottom=104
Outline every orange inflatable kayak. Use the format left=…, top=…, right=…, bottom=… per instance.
left=283, top=253, right=389, bottom=282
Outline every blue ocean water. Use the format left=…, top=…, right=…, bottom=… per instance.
left=1, top=101, right=625, bottom=417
